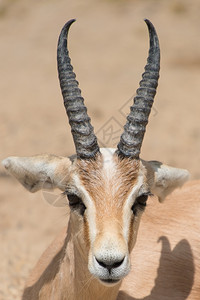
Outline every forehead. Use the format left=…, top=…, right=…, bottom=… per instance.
left=75, top=149, right=139, bottom=209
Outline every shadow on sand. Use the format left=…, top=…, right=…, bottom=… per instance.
left=118, top=236, right=194, bottom=299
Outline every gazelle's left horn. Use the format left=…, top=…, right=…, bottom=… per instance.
left=117, top=19, right=160, bottom=159
left=57, top=19, right=100, bottom=159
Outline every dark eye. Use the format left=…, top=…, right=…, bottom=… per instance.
left=67, top=194, right=86, bottom=216
left=131, top=194, right=149, bottom=216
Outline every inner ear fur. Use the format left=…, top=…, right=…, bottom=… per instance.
left=144, top=160, right=190, bottom=202
left=2, top=154, right=72, bottom=192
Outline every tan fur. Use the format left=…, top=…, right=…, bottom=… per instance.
left=119, top=180, right=200, bottom=299
left=21, top=180, right=200, bottom=299
left=77, top=154, right=139, bottom=237
left=2, top=151, right=193, bottom=299
left=77, top=154, right=140, bottom=256
left=23, top=215, right=121, bottom=300
left=77, top=154, right=139, bottom=205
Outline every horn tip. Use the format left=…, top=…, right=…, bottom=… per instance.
left=66, top=18, right=76, bottom=27
left=70, top=18, right=76, bottom=23
left=58, top=19, right=76, bottom=45
left=61, top=19, right=76, bottom=33
left=143, top=19, right=158, bottom=39
left=144, top=18, right=154, bottom=30
left=144, top=18, right=150, bottom=24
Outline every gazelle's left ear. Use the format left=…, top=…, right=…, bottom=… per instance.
left=146, top=160, right=190, bottom=202
left=2, top=155, right=72, bottom=192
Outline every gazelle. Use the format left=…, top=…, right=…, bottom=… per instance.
left=2, top=19, right=200, bottom=300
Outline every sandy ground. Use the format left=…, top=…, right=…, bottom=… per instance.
left=0, top=0, right=200, bottom=299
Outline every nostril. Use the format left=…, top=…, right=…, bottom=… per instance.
left=96, top=258, right=107, bottom=269
left=95, top=257, right=125, bottom=271
left=112, top=258, right=125, bottom=268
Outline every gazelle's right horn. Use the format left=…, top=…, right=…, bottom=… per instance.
left=57, top=19, right=100, bottom=159
left=117, top=19, right=160, bottom=159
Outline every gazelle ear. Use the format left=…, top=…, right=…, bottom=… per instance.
left=2, top=155, right=72, bottom=192
left=147, top=161, right=190, bottom=202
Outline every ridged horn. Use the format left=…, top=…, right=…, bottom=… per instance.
left=57, top=19, right=100, bottom=159
left=117, top=19, right=160, bottom=159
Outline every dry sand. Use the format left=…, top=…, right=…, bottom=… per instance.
left=0, top=0, right=200, bottom=298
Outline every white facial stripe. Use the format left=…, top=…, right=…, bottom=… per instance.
left=122, top=174, right=144, bottom=241
left=72, top=149, right=117, bottom=245
left=72, top=149, right=142, bottom=248
left=72, top=173, right=97, bottom=243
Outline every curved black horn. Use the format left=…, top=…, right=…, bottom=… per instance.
left=57, top=19, right=100, bottom=159
left=117, top=19, right=160, bottom=159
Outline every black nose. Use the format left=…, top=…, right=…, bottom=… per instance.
left=95, top=257, right=125, bottom=273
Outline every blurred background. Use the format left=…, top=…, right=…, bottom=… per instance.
left=0, top=0, right=200, bottom=298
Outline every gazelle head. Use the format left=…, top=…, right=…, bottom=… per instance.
left=2, top=19, right=189, bottom=285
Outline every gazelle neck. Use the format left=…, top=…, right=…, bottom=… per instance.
left=59, top=214, right=121, bottom=300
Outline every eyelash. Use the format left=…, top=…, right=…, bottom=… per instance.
left=65, top=193, right=86, bottom=216
left=131, top=193, right=153, bottom=216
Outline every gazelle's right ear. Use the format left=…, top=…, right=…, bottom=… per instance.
left=2, top=155, right=72, bottom=192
